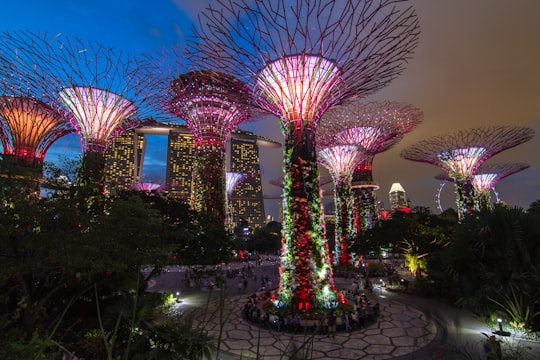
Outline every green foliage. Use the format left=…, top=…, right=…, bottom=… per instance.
left=247, top=221, right=282, bottom=254
left=489, top=285, right=540, bottom=330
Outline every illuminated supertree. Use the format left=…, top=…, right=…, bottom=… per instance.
left=1, top=31, right=153, bottom=197
left=170, top=71, right=252, bottom=225
left=401, top=126, right=534, bottom=221
left=129, top=182, right=165, bottom=194
left=190, top=0, right=419, bottom=312
left=317, top=145, right=364, bottom=268
left=435, top=162, right=530, bottom=211
left=319, top=101, right=423, bottom=234
left=0, top=40, right=73, bottom=194
left=0, top=97, right=72, bottom=177
left=132, top=47, right=254, bottom=227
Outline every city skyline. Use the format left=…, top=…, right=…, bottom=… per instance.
left=1, top=0, right=539, bottom=219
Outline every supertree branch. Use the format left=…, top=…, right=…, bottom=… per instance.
left=191, top=0, right=420, bottom=115
left=0, top=33, right=74, bottom=196
left=319, top=100, right=422, bottom=232
left=170, top=70, right=253, bottom=149
left=0, top=30, right=158, bottom=153
left=129, top=182, right=165, bottom=193
left=318, top=145, right=363, bottom=267
left=189, top=0, right=419, bottom=313
left=226, top=172, right=246, bottom=197
left=402, top=126, right=535, bottom=220
left=225, top=171, right=246, bottom=230
left=435, top=162, right=530, bottom=210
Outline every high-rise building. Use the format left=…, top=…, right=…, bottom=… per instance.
left=104, top=123, right=280, bottom=228
left=389, top=182, right=408, bottom=211
left=104, top=131, right=145, bottom=190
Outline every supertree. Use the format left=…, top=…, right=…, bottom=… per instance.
left=319, top=101, right=423, bottom=234
left=0, top=38, right=73, bottom=195
left=317, top=144, right=364, bottom=268
left=1, top=30, right=154, bottom=198
left=129, top=182, right=165, bottom=194
left=189, top=0, right=420, bottom=312
left=435, top=162, right=530, bottom=211
left=132, top=45, right=254, bottom=226
left=401, top=126, right=535, bottom=221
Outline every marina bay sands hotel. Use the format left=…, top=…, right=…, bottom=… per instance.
left=103, top=123, right=281, bottom=229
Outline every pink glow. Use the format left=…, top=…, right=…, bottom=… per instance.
left=130, top=182, right=163, bottom=192
left=179, top=96, right=247, bottom=148
left=472, top=173, right=498, bottom=192
left=437, top=147, right=487, bottom=178
left=336, top=126, right=385, bottom=151
left=257, top=54, right=342, bottom=127
left=170, top=71, right=251, bottom=149
left=318, top=145, right=363, bottom=181
left=59, top=86, right=137, bottom=152
left=226, top=171, right=245, bottom=195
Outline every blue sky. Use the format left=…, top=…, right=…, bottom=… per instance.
left=2, top=0, right=540, bottom=219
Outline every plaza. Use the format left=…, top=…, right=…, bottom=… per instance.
left=148, top=260, right=540, bottom=359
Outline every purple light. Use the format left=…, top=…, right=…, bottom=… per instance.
left=59, top=86, right=137, bottom=152
left=318, top=145, right=363, bottom=182
left=257, top=55, right=342, bottom=128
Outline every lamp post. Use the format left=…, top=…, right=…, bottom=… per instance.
left=493, top=318, right=510, bottom=336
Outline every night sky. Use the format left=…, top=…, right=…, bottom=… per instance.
left=1, top=0, right=539, bottom=219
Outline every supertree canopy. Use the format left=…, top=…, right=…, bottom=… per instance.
left=401, top=126, right=535, bottom=221
left=0, top=96, right=71, bottom=167
left=129, top=182, right=165, bottom=193
left=317, top=145, right=364, bottom=268
left=319, top=100, right=423, bottom=233
left=435, top=162, right=530, bottom=211
left=0, top=30, right=154, bottom=196
left=0, top=36, right=73, bottom=194
left=189, top=0, right=420, bottom=312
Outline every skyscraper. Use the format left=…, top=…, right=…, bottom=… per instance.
left=104, top=123, right=280, bottom=228
left=389, top=182, right=408, bottom=211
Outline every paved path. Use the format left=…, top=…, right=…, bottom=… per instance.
left=148, top=262, right=540, bottom=359
left=189, top=288, right=439, bottom=359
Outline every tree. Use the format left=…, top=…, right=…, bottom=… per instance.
left=249, top=221, right=282, bottom=254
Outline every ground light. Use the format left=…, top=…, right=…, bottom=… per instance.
left=493, top=318, right=511, bottom=336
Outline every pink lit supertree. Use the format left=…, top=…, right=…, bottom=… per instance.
left=190, top=0, right=419, bottom=312
left=435, top=162, right=530, bottom=211
left=319, top=101, right=423, bottom=234
left=129, top=182, right=165, bottom=194
left=1, top=31, right=154, bottom=197
left=401, top=126, right=534, bottom=221
left=317, top=144, right=364, bottom=268
left=132, top=45, right=254, bottom=225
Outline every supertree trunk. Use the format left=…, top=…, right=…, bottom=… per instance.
left=476, top=190, right=491, bottom=211
left=334, top=177, right=353, bottom=268
left=454, top=177, right=477, bottom=220
left=351, top=161, right=379, bottom=234
left=191, top=144, right=227, bottom=225
left=279, top=125, right=337, bottom=312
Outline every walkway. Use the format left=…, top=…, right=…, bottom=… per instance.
left=149, top=262, right=540, bottom=359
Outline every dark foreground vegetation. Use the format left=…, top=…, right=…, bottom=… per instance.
left=1, top=158, right=539, bottom=359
